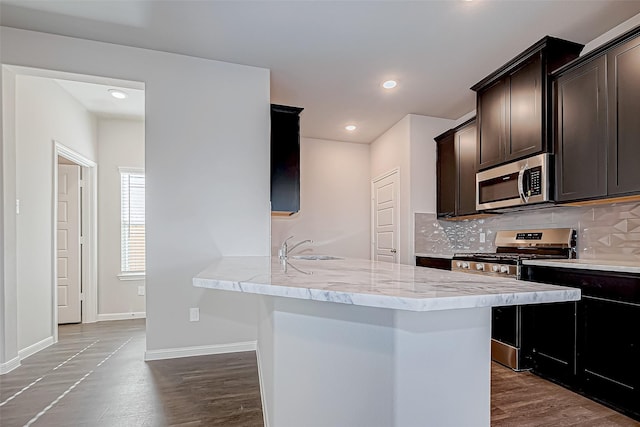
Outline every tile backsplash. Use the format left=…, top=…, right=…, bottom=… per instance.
left=415, top=201, right=640, bottom=262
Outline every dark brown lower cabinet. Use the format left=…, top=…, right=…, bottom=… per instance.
left=581, top=296, right=639, bottom=414
left=522, top=302, right=577, bottom=388
left=415, top=256, right=451, bottom=271
left=521, top=266, right=640, bottom=421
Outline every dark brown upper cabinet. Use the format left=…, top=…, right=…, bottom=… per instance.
left=435, top=118, right=477, bottom=218
left=555, top=56, right=608, bottom=202
left=472, top=37, right=584, bottom=171
left=436, top=130, right=456, bottom=217
left=271, top=104, right=303, bottom=214
left=607, top=31, right=640, bottom=196
left=553, top=26, right=640, bottom=203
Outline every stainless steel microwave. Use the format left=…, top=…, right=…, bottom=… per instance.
left=476, top=153, right=551, bottom=211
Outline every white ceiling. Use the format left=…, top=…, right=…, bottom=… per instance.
left=54, top=79, right=145, bottom=120
left=2, top=1, right=640, bottom=143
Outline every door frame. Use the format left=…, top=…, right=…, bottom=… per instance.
left=52, top=141, right=98, bottom=341
left=370, top=168, right=400, bottom=263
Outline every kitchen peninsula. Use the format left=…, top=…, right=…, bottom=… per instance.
left=194, top=257, right=580, bottom=427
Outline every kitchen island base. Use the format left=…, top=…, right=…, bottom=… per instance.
left=257, top=296, right=491, bottom=427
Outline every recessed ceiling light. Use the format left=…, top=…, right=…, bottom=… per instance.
left=108, top=89, right=128, bottom=99
left=382, top=80, right=397, bottom=89
left=345, top=125, right=357, bottom=131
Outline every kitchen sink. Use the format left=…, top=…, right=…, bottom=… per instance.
left=291, top=255, right=343, bottom=261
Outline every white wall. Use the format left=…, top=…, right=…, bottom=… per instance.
left=97, top=118, right=145, bottom=318
left=271, top=137, right=371, bottom=259
left=15, top=75, right=97, bottom=351
left=1, top=66, right=19, bottom=370
left=370, top=116, right=411, bottom=264
left=1, top=27, right=271, bottom=362
left=370, top=115, right=454, bottom=264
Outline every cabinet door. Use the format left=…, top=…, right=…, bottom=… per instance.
left=608, top=35, right=640, bottom=195
left=455, top=123, right=477, bottom=216
left=555, top=56, right=608, bottom=201
left=271, top=106, right=302, bottom=213
left=580, top=297, right=639, bottom=416
left=508, top=54, right=543, bottom=161
left=522, top=302, right=577, bottom=388
left=436, top=134, right=456, bottom=217
left=477, top=79, right=507, bottom=170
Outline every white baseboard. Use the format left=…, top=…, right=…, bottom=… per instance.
left=97, top=312, right=146, bottom=322
left=0, top=356, right=21, bottom=375
left=256, top=347, right=269, bottom=427
left=144, top=341, right=256, bottom=362
left=18, top=336, right=55, bottom=361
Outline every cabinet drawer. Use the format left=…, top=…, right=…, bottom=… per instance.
left=522, top=266, right=640, bottom=304
left=415, top=256, right=451, bottom=271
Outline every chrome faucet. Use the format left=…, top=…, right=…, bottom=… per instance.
left=279, top=236, right=312, bottom=260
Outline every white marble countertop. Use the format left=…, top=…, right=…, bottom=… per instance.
left=414, top=253, right=455, bottom=259
left=523, top=258, right=640, bottom=274
left=193, top=256, right=580, bottom=312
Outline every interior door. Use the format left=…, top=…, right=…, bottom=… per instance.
left=372, top=171, right=399, bottom=263
left=57, top=164, right=82, bottom=324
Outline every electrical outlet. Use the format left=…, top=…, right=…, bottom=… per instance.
left=479, top=232, right=486, bottom=243
left=189, top=307, right=200, bottom=322
left=16, top=199, right=20, bottom=214
left=137, top=286, right=145, bottom=296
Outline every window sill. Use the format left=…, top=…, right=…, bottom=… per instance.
left=117, top=273, right=146, bottom=281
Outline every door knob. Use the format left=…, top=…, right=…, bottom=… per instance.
left=390, top=249, right=397, bottom=253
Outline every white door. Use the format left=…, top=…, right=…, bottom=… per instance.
left=372, top=170, right=399, bottom=263
left=57, top=164, right=82, bottom=324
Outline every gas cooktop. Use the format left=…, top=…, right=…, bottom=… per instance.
left=451, top=228, right=577, bottom=278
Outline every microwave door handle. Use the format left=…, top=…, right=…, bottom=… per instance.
left=517, top=165, right=530, bottom=203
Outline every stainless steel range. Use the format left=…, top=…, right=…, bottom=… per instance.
left=452, top=228, right=576, bottom=279
left=451, top=228, right=577, bottom=370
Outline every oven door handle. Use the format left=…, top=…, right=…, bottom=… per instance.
left=517, top=164, right=530, bottom=204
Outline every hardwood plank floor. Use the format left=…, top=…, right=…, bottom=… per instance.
left=0, top=320, right=262, bottom=427
left=1, top=319, right=637, bottom=426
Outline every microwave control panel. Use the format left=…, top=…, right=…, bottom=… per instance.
left=526, top=166, right=542, bottom=196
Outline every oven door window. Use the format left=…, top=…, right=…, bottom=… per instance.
left=479, top=171, right=520, bottom=204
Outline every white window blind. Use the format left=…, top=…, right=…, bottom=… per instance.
left=120, top=169, right=145, bottom=275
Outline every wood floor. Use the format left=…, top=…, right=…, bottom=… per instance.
left=1, top=319, right=637, bottom=426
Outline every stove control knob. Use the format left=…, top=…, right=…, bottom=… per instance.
left=476, top=263, right=485, bottom=271
left=456, top=262, right=462, bottom=268
left=491, top=265, right=500, bottom=272
left=500, top=265, right=509, bottom=274
left=462, top=262, right=470, bottom=269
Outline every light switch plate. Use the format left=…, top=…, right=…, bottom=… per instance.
left=137, top=286, right=145, bottom=296
left=189, top=307, right=200, bottom=322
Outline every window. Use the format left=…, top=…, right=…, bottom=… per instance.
left=120, top=168, right=145, bottom=277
